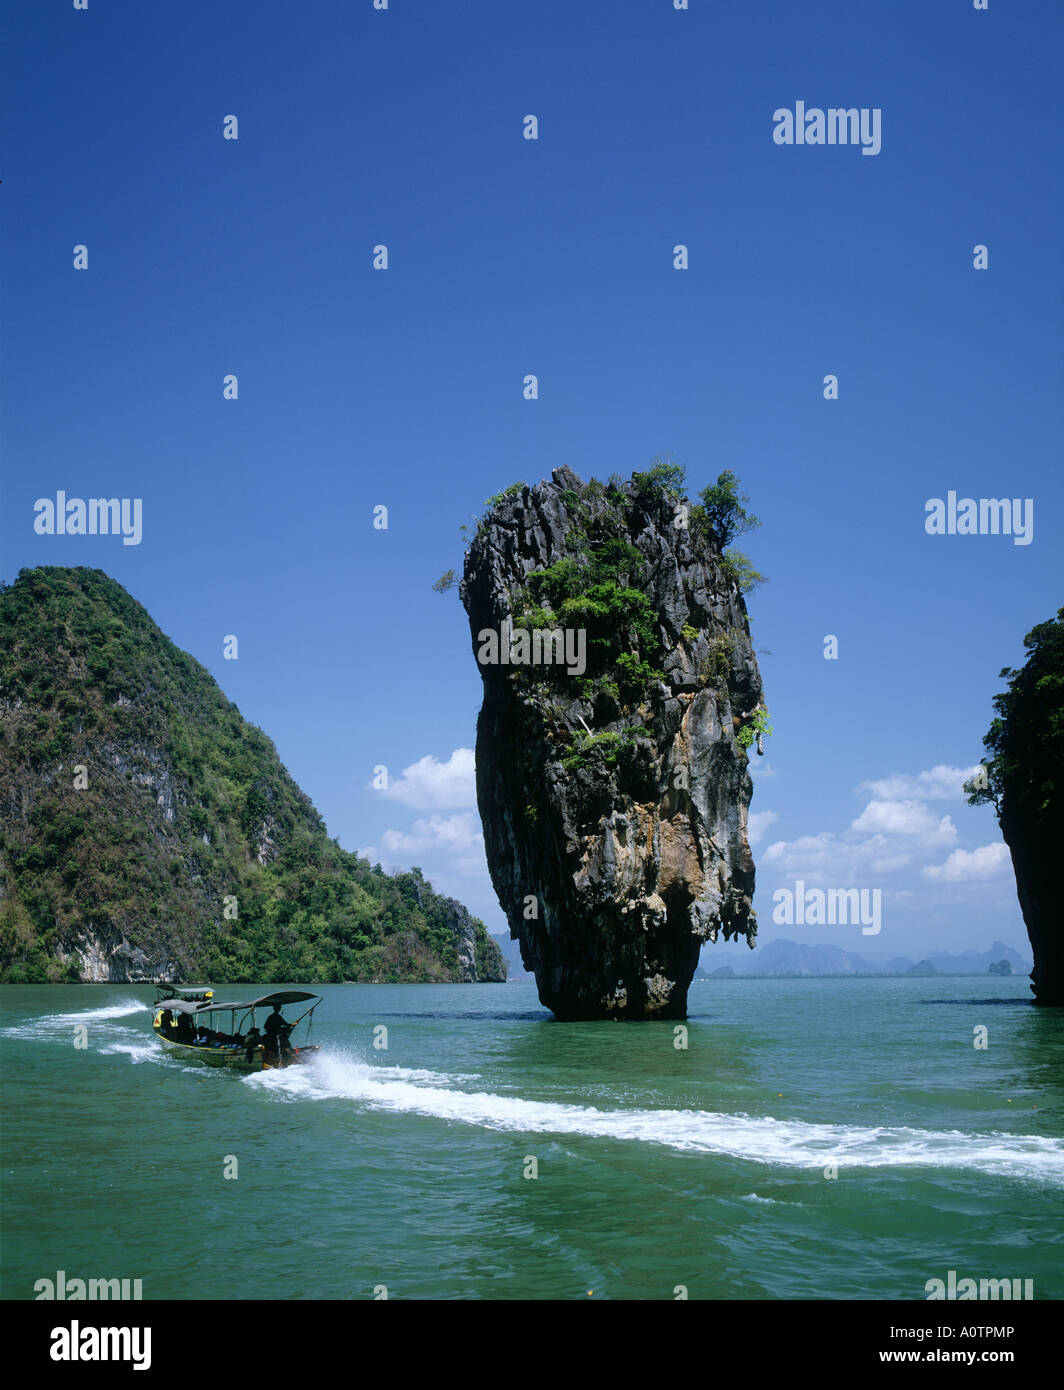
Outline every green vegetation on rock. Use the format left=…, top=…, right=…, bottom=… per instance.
left=736, top=705, right=774, bottom=752
left=690, top=469, right=766, bottom=594
left=560, top=728, right=643, bottom=773
left=965, top=608, right=1064, bottom=824
left=452, top=458, right=769, bottom=775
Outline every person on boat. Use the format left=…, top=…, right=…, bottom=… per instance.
left=159, top=1008, right=175, bottom=1036
left=263, top=1004, right=293, bottom=1058
left=175, top=1010, right=195, bottom=1042
left=244, top=1026, right=264, bottom=1063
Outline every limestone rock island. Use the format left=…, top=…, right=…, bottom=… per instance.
left=967, top=607, right=1063, bottom=1005
left=461, top=464, right=766, bottom=1019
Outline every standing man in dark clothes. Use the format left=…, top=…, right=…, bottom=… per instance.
left=263, top=1004, right=292, bottom=1059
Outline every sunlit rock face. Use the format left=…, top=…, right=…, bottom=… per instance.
left=462, top=467, right=763, bottom=1020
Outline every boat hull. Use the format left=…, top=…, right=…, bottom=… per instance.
left=153, top=1027, right=318, bottom=1071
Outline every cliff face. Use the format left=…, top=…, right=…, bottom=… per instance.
left=0, top=567, right=504, bottom=985
left=461, top=467, right=763, bottom=1019
left=969, top=608, right=1063, bottom=1006
left=1006, top=830, right=1061, bottom=1004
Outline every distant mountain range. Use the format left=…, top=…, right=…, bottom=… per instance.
left=492, top=933, right=534, bottom=980
left=694, top=939, right=1030, bottom=979
left=492, top=934, right=1030, bottom=982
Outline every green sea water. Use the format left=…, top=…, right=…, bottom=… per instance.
left=2, top=976, right=1062, bottom=1301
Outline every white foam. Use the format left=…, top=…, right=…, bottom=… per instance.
left=245, top=1053, right=475, bottom=1096
left=245, top=1052, right=1064, bottom=1185
left=51, top=1002, right=149, bottom=1023
left=98, top=1040, right=172, bottom=1066
left=0, top=1001, right=149, bottom=1039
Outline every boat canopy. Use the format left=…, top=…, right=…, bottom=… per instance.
left=155, top=991, right=320, bottom=1016
left=249, top=992, right=320, bottom=1007
left=188, top=1000, right=254, bottom=1015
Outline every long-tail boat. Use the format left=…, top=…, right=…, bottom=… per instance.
left=151, top=989, right=321, bottom=1070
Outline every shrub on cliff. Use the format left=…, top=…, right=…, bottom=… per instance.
left=965, top=608, right=1064, bottom=827
left=689, top=470, right=760, bottom=549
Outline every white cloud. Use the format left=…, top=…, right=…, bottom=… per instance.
left=857, top=765, right=981, bottom=802
left=359, top=814, right=489, bottom=883
left=380, top=811, right=483, bottom=859
left=749, top=759, right=778, bottom=780
left=359, top=753, right=489, bottom=886
left=868, top=850, right=915, bottom=874
left=762, top=832, right=834, bottom=868
left=376, top=748, right=476, bottom=810
left=761, top=831, right=914, bottom=882
left=747, top=811, right=779, bottom=846
left=850, top=800, right=957, bottom=843
left=922, top=842, right=1011, bottom=883
left=760, top=786, right=960, bottom=885
left=749, top=762, right=1014, bottom=919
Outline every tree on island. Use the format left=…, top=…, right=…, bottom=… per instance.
left=689, top=469, right=761, bottom=550
left=966, top=608, right=1064, bottom=1004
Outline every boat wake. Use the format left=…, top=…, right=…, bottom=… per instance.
left=245, top=1050, right=1064, bottom=1185
left=1, top=1003, right=239, bottom=1076
left=0, top=1000, right=150, bottom=1042
left=97, top=1039, right=174, bottom=1066
left=6, top=1012, right=1061, bottom=1185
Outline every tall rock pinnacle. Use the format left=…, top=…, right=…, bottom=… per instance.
left=461, top=466, right=765, bottom=1019
left=966, top=607, right=1064, bottom=1006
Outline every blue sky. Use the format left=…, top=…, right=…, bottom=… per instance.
left=2, top=1, right=1060, bottom=961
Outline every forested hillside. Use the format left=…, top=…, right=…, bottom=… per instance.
left=0, top=567, right=504, bottom=984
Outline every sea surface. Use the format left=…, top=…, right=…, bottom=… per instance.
left=2, top=977, right=1062, bottom=1301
